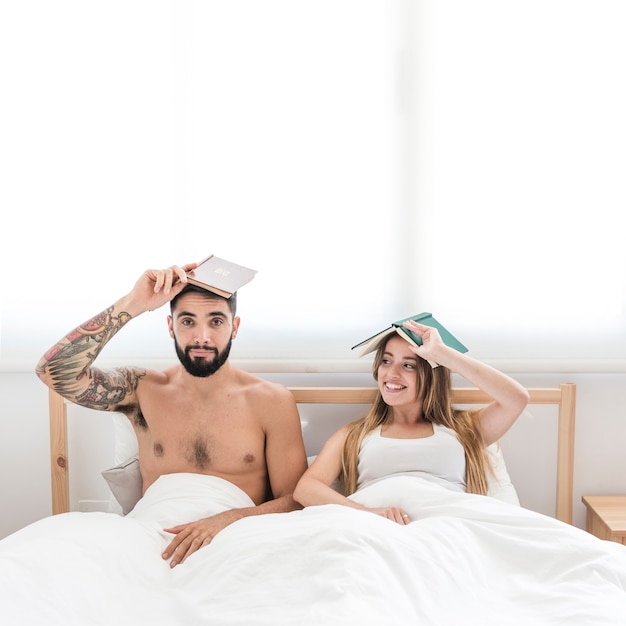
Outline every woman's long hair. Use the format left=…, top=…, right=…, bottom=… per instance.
left=340, top=335, right=490, bottom=495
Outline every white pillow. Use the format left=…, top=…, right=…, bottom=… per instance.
left=101, top=457, right=142, bottom=515
left=102, top=414, right=141, bottom=515
left=112, top=413, right=139, bottom=464
left=485, top=441, right=520, bottom=505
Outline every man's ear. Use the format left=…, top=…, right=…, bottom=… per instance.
left=231, top=316, right=241, bottom=339
left=167, top=315, right=175, bottom=338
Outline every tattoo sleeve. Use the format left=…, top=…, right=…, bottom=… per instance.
left=37, top=306, right=144, bottom=409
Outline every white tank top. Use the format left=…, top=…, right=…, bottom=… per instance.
left=356, top=424, right=467, bottom=493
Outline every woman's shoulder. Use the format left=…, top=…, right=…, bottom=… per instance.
left=432, top=422, right=456, bottom=434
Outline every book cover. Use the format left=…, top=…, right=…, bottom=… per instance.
left=186, top=254, right=257, bottom=298
left=352, top=312, right=468, bottom=360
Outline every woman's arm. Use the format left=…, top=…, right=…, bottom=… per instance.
left=293, top=427, right=410, bottom=524
left=293, top=428, right=351, bottom=507
left=403, top=320, right=530, bottom=446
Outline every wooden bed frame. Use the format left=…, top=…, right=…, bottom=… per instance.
left=49, top=383, right=577, bottom=523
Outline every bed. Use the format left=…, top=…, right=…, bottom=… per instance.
left=2, top=383, right=626, bottom=625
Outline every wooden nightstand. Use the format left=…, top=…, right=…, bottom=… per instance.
left=581, top=495, right=626, bottom=544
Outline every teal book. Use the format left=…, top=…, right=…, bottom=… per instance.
left=351, top=312, right=468, bottom=362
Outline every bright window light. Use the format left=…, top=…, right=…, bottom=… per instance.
left=1, top=1, right=625, bottom=369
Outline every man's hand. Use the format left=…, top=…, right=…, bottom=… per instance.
left=138, top=264, right=198, bottom=313
left=162, top=509, right=244, bottom=568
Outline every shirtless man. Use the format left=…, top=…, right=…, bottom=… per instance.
left=36, top=262, right=308, bottom=567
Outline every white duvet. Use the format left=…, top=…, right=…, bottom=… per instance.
left=2, top=473, right=626, bottom=626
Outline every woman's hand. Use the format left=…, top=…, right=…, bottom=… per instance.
left=367, top=506, right=411, bottom=525
left=402, top=320, right=446, bottom=365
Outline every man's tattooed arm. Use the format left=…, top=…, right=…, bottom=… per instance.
left=36, top=305, right=144, bottom=411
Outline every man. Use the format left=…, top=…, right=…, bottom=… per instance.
left=36, top=262, right=308, bottom=567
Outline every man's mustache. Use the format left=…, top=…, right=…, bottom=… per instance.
left=186, top=347, right=217, bottom=356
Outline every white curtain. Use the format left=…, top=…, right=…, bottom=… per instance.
left=1, top=1, right=624, bottom=371
left=407, top=0, right=626, bottom=365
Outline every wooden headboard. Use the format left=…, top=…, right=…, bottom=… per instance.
left=48, top=383, right=577, bottom=523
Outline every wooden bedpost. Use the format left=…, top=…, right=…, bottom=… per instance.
left=49, top=389, right=69, bottom=515
left=556, top=382, right=576, bottom=525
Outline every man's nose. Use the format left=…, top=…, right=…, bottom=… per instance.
left=194, top=328, right=212, bottom=344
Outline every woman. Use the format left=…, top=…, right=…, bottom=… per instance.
left=293, top=319, right=529, bottom=524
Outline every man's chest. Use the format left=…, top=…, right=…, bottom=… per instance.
left=137, top=406, right=265, bottom=472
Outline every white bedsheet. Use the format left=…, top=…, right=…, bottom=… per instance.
left=2, top=473, right=626, bottom=626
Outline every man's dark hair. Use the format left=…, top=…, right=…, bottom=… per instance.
left=170, top=284, right=238, bottom=317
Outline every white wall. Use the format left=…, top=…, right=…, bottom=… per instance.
left=2, top=365, right=626, bottom=539
left=1, top=0, right=625, bottom=540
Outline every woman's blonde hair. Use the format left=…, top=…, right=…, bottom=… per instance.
left=340, top=335, right=490, bottom=495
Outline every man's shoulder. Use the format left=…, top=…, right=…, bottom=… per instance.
left=131, top=365, right=181, bottom=395
left=131, top=366, right=171, bottom=385
left=236, top=369, right=289, bottom=391
left=233, top=370, right=294, bottom=402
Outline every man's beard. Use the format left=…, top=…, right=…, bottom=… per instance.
left=174, top=337, right=233, bottom=378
